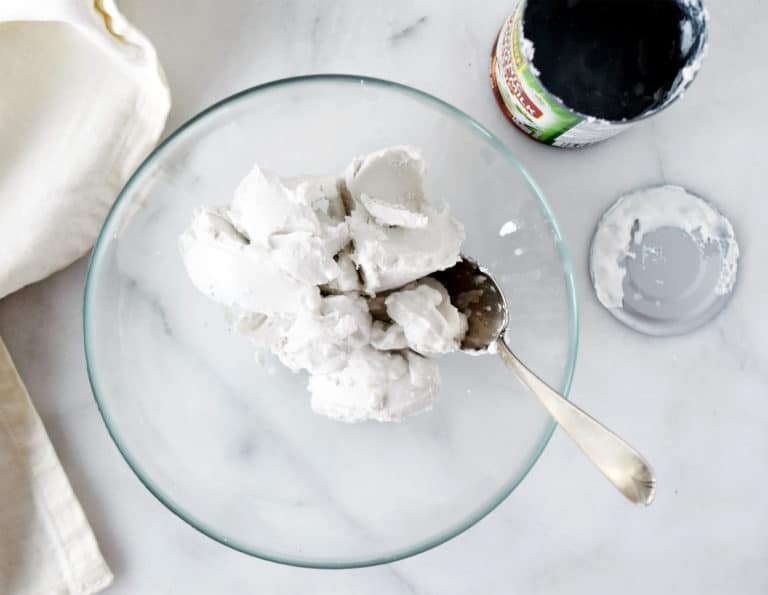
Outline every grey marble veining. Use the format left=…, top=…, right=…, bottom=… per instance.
left=0, top=0, right=767, bottom=593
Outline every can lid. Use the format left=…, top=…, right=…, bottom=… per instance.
left=589, top=185, right=739, bottom=336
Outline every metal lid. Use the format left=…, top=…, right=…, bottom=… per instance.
left=589, top=185, right=739, bottom=336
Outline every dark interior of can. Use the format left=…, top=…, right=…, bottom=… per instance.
left=524, top=0, right=708, bottom=122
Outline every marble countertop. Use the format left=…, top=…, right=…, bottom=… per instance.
left=1, top=0, right=766, bottom=593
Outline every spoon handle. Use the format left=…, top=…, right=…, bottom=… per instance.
left=497, top=339, right=656, bottom=505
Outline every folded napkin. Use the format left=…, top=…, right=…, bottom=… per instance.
left=0, top=337, right=113, bottom=595
left=0, top=0, right=171, bottom=299
left=0, top=1, right=171, bottom=593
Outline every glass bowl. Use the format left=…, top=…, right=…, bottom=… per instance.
left=84, top=75, right=578, bottom=568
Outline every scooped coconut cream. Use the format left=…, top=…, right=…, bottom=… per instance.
left=178, top=208, right=322, bottom=315
left=344, top=146, right=465, bottom=294
left=179, top=146, right=468, bottom=423
left=384, top=278, right=468, bottom=356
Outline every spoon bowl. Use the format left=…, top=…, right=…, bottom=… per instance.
left=433, top=257, right=508, bottom=351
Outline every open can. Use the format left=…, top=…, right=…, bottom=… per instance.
left=490, top=0, right=709, bottom=148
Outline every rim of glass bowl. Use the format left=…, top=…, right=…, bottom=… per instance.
left=83, top=74, right=579, bottom=569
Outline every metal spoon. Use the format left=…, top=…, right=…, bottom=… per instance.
left=433, top=257, right=656, bottom=505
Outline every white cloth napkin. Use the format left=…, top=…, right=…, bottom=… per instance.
left=0, top=0, right=171, bottom=299
left=0, top=337, right=113, bottom=595
left=0, top=1, right=170, bottom=593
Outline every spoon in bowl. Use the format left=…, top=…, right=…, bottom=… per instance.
left=433, top=257, right=656, bottom=505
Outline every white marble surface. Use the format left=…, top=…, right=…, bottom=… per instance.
left=1, top=0, right=766, bottom=592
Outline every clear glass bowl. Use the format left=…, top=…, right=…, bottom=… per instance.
left=84, top=75, right=578, bottom=568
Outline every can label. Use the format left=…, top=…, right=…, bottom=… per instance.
left=491, top=2, right=631, bottom=148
